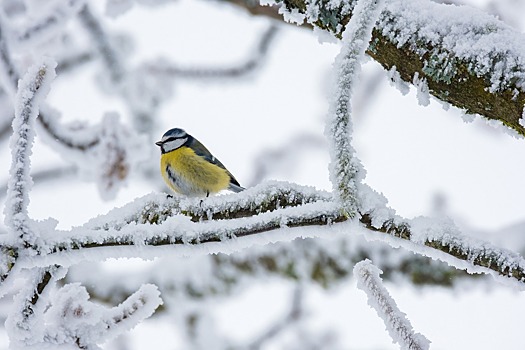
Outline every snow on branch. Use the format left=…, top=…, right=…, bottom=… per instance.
left=36, top=197, right=342, bottom=264
left=105, top=0, right=174, bottom=18
left=11, top=0, right=87, bottom=48
left=83, top=181, right=333, bottom=229
left=0, top=16, right=102, bottom=152
left=326, top=0, right=384, bottom=217
left=0, top=17, right=19, bottom=94
left=247, top=285, right=304, bottom=349
left=232, top=0, right=525, bottom=135
left=78, top=4, right=158, bottom=134
left=78, top=4, right=124, bottom=84
left=95, top=112, right=146, bottom=200
left=5, top=267, right=58, bottom=346
left=66, top=234, right=470, bottom=319
left=354, top=259, right=430, bottom=350
left=35, top=109, right=147, bottom=201
left=0, top=10, right=147, bottom=200
left=6, top=266, right=162, bottom=349
left=146, top=24, right=279, bottom=80
left=42, top=283, right=162, bottom=348
left=4, top=58, right=56, bottom=248
left=3, top=181, right=521, bottom=287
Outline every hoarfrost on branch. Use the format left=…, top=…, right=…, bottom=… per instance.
left=0, top=0, right=524, bottom=348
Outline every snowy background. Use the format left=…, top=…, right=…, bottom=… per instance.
left=1, top=0, right=525, bottom=348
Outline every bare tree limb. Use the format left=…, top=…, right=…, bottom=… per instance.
left=0, top=166, right=77, bottom=201
left=146, top=24, right=279, bottom=79
left=77, top=4, right=124, bottom=83
left=247, top=285, right=304, bottom=350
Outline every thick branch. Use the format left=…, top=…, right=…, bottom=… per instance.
left=13, top=183, right=525, bottom=286
left=68, top=234, right=473, bottom=312
left=226, top=0, right=525, bottom=135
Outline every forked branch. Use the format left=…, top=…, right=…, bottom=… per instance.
left=226, top=0, right=525, bottom=135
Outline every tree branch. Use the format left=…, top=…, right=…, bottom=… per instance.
left=78, top=4, right=124, bottom=83
left=225, top=0, right=525, bottom=135
left=5, top=267, right=56, bottom=346
left=5, top=59, right=56, bottom=248
left=9, top=182, right=524, bottom=286
left=354, top=259, right=430, bottom=350
left=247, top=285, right=304, bottom=349
left=146, top=24, right=279, bottom=79
left=0, top=14, right=101, bottom=152
left=325, top=0, right=382, bottom=218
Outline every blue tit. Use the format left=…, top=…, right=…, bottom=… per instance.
left=155, top=128, right=244, bottom=197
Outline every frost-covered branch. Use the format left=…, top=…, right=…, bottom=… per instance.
left=6, top=267, right=162, bottom=349
left=78, top=4, right=161, bottom=135
left=0, top=14, right=102, bottom=152
left=12, top=0, right=86, bottom=48
left=0, top=166, right=77, bottom=200
left=247, top=133, right=326, bottom=187
left=0, top=17, right=19, bottom=93
left=65, top=235, right=472, bottom=314
left=326, top=0, right=383, bottom=217
left=5, top=267, right=56, bottom=346
left=247, top=285, right=304, bottom=349
left=228, top=0, right=525, bottom=135
left=7, top=182, right=524, bottom=286
left=0, top=56, right=163, bottom=343
left=4, top=59, right=56, bottom=248
left=0, top=6, right=148, bottom=199
left=147, top=24, right=278, bottom=79
left=55, top=50, right=95, bottom=75
left=39, top=198, right=342, bottom=258
left=45, top=283, right=162, bottom=348
left=78, top=4, right=124, bottom=83
left=0, top=91, right=14, bottom=141
left=354, top=259, right=430, bottom=350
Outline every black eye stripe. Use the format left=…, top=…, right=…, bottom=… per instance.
left=164, top=136, right=185, bottom=143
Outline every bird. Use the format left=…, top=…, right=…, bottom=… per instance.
left=155, top=128, right=244, bottom=197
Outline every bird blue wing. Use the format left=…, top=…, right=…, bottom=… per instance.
left=190, top=137, right=243, bottom=188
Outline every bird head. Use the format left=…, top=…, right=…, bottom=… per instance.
left=155, top=128, right=189, bottom=154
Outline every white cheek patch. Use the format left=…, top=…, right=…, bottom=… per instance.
left=164, top=137, right=188, bottom=152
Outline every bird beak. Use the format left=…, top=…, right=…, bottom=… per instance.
left=155, top=141, right=163, bottom=147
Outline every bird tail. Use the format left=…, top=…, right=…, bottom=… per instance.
left=228, top=183, right=245, bottom=193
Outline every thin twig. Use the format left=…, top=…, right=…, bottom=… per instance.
left=146, top=25, right=279, bottom=79
left=5, top=60, right=56, bottom=248
left=78, top=4, right=124, bottom=83
left=248, top=285, right=304, bottom=350
left=354, top=259, right=430, bottom=350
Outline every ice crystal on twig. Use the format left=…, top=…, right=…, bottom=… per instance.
left=4, top=58, right=56, bottom=248
left=326, top=0, right=385, bottom=217
left=354, top=259, right=430, bottom=350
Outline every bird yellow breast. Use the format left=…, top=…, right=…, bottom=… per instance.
left=160, top=147, right=230, bottom=196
